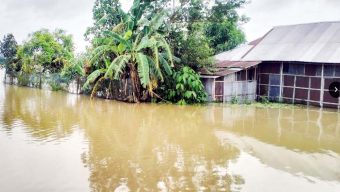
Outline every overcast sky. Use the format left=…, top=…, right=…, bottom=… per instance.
left=0, top=0, right=340, bottom=53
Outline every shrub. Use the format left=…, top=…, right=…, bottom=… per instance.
left=231, top=96, right=239, bottom=104
left=162, top=66, right=207, bottom=105
left=259, top=96, right=270, bottom=104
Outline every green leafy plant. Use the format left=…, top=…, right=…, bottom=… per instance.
left=231, top=96, right=239, bottom=104
left=163, top=66, right=207, bottom=105
left=61, top=54, right=86, bottom=83
left=259, top=96, right=270, bottom=104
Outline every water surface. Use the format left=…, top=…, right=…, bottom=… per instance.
left=1, top=71, right=340, bottom=192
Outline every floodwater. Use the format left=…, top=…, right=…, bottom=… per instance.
left=0, top=71, right=340, bottom=192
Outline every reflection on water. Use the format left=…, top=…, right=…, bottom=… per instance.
left=0, top=73, right=340, bottom=191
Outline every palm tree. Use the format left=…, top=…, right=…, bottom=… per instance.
left=84, top=10, right=174, bottom=102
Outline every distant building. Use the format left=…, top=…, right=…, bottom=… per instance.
left=201, top=21, right=340, bottom=108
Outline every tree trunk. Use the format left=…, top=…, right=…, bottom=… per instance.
left=129, top=64, right=141, bottom=103
left=76, top=77, right=80, bottom=94
left=39, top=72, right=42, bottom=89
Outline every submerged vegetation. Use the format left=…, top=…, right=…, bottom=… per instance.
left=0, top=0, right=247, bottom=104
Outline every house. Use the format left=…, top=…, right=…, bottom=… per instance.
left=201, top=21, right=340, bottom=108
left=200, top=39, right=261, bottom=102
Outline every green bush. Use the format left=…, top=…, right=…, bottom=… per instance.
left=231, top=96, right=239, bottom=104
left=49, top=81, right=63, bottom=91
left=162, top=66, right=207, bottom=105
left=259, top=96, right=270, bottom=104
left=17, top=73, right=30, bottom=86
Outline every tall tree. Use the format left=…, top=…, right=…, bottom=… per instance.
left=0, top=34, right=18, bottom=72
left=206, top=0, right=247, bottom=54
left=84, top=9, right=174, bottom=102
left=17, top=29, right=74, bottom=74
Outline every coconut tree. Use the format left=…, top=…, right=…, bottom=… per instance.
left=84, top=10, right=174, bottom=102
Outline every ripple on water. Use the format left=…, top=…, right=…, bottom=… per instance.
left=1, top=80, right=340, bottom=192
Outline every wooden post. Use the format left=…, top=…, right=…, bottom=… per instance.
left=292, top=76, right=296, bottom=104
left=279, top=62, right=284, bottom=102
left=223, top=76, right=225, bottom=103
left=308, top=77, right=311, bottom=106
left=212, top=78, right=216, bottom=101
left=245, top=69, right=248, bottom=103
left=320, top=64, right=325, bottom=108
left=255, top=66, right=259, bottom=100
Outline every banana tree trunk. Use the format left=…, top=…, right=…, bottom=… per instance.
left=129, top=64, right=141, bottom=103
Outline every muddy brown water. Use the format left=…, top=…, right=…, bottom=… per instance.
left=0, top=72, right=340, bottom=192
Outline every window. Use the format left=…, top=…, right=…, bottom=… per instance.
left=248, top=69, right=255, bottom=80
left=269, top=86, right=280, bottom=100
left=269, top=74, right=280, bottom=86
left=283, top=63, right=305, bottom=75
left=315, top=65, right=322, bottom=76
left=324, top=65, right=335, bottom=77
left=335, top=66, right=340, bottom=76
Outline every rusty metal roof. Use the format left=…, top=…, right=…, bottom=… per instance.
left=204, top=41, right=260, bottom=77
left=242, top=21, right=340, bottom=63
left=217, top=61, right=261, bottom=68
left=199, top=67, right=241, bottom=77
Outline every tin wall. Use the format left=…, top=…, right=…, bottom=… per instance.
left=257, top=61, right=340, bottom=108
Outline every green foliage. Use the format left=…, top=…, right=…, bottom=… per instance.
left=206, top=20, right=246, bottom=54
left=231, top=96, right=239, bottom=104
left=85, top=0, right=125, bottom=40
left=179, top=24, right=214, bottom=70
left=162, top=66, right=207, bottom=105
left=81, top=0, right=248, bottom=103
left=49, top=80, right=63, bottom=91
left=0, top=34, right=18, bottom=72
left=61, top=53, right=86, bottom=83
left=259, top=96, right=270, bottom=104
left=85, top=9, right=174, bottom=102
left=164, top=0, right=247, bottom=68
left=84, top=0, right=161, bottom=40
left=16, top=29, right=74, bottom=75
left=17, top=73, right=31, bottom=86
left=244, top=97, right=252, bottom=105
left=205, top=0, right=247, bottom=54
left=0, top=56, right=4, bottom=64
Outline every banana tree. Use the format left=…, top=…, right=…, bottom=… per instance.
left=85, top=10, right=174, bottom=102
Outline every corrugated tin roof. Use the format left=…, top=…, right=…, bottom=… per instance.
left=215, top=44, right=254, bottom=62
left=242, top=21, right=340, bottom=63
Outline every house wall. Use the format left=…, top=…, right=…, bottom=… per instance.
left=202, top=78, right=215, bottom=101
left=257, top=61, right=340, bottom=108
left=202, top=69, right=257, bottom=103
